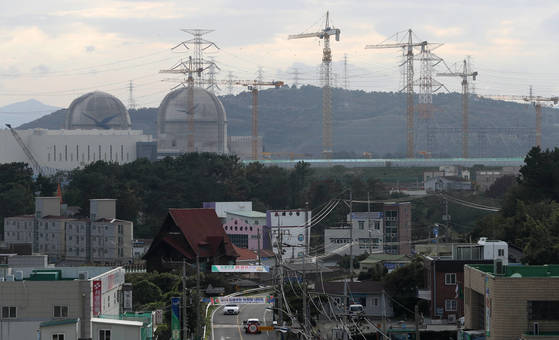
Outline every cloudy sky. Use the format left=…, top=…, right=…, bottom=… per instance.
left=1, top=0, right=559, bottom=108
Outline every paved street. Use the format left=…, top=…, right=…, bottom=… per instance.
left=212, top=302, right=276, bottom=340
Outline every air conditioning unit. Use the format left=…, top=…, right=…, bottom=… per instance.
left=448, top=314, right=456, bottom=323
left=5, top=275, right=14, bottom=281
left=14, top=271, right=23, bottom=281
left=78, top=271, right=89, bottom=280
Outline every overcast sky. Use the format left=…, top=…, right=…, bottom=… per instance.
left=1, top=0, right=559, bottom=108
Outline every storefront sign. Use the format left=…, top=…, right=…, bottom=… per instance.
left=92, top=280, right=102, bottom=316
left=211, top=265, right=270, bottom=273
left=171, top=297, right=181, bottom=340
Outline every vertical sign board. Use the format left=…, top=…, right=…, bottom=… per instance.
left=485, top=276, right=491, bottom=336
left=92, top=280, right=102, bottom=316
left=171, top=297, right=181, bottom=340
left=123, top=290, right=133, bottom=310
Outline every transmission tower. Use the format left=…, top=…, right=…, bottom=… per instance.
left=289, top=11, right=340, bottom=159
left=128, top=80, right=137, bottom=110
left=256, top=67, right=264, bottom=90
left=416, top=45, right=445, bottom=153
left=227, top=71, right=235, bottom=95
left=343, top=54, right=349, bottom=90
left=366, top=29, right=437, bottom=158
left=288, top=68, right=301, bottom=88
left=437, top=59, right=478, bottom=158
left=172, top=29, right=219, bottom=87
left=206, top=57, right=221, bottom=93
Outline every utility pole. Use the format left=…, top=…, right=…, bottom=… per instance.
left=196, top=254, right=201, bottom=340
left=182, top=259, right=188, bottom=340
left=302, top=202, right=309, bottom=331
left=415, top=304, right=420, bottom=340
left=368, top=192, right=372, bottom=254
left=277, top=215, right=284, bottom=326
left=257, top=228, right=262, bottom=266
left=349, top=191, right=354, bottom=281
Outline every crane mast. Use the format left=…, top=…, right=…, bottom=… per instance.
left=437, top=59, right=478, bottom=158
left=5, top=124, right=43, bottom=175
left=289, top=11, right=340, bottom=159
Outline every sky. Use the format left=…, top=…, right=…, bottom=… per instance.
left=1, top=0, right=559, bottom=109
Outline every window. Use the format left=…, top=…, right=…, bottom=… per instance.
left=445, top=299, right=457, bottom=311
left=445, top=273, right=457, bottom=285
left=529, top=301, right=559, bottom=320
left=229, top=234, right=249, bottom=248
left=358, top=221, right=365, bottom=230
left=99, top=330, right=111, bottom=340
left=2, top=306, right=16, bottom=318
left=374, top=221, right=380, bottom=230
left=54, top=306, right=68, bottom=318
left=374, top=298, right=379, bottom=306
left=52, top=334, right=64, bottom=340
left=498, top=249, right=504, bottom=256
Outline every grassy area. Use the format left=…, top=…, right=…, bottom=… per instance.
left=204, top=303, right=219, bottom=340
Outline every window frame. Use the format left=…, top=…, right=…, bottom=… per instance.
left=1, top=306, right=17, bottom=319
left=53, top=305, right=68, bottom=318
left=445, top=299, right=457, bottom=312
left=52, top=334, right=65, bottom=340
left=444, top=273, right=457, bottom=285
left=99, top=329, right=111, bottom=340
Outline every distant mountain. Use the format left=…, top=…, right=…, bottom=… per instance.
left=0, top=99, right=60, bottom=128
left=16, top=86, right=559, bottom=158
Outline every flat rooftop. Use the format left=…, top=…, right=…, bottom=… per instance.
left=469, top=264, right=559, bottom=278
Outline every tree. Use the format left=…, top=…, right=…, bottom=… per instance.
left=383, top=257, right=424, bottom=317
left=133, top=280, right=162, bottom=307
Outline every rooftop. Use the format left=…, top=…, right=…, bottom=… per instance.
left=226, top=210, right=267, bottom=218
left=360, top=254, right=411, bottom=264
left=469, top=264, right=559, bottom=278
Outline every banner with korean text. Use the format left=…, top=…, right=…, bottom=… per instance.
left=211, top=265, right=270, bottom=273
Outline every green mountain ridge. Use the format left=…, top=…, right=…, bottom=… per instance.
left=18, top=86, right=559, bottom=158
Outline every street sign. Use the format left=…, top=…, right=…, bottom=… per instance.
left=259, top=326, right=275, bottom=331
left=211, top=296, right=275, bottom=305
left=211, top=265, right=270, bottom=273
left=171, top=297, right=181, bottom=340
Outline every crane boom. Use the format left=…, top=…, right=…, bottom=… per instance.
left=365, top=41, right=427, bottom=49
left=5, top=124, right=43, bottom=174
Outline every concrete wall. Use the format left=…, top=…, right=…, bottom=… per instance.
left=464, top=266, right=559, bottom=340
left=91, top=320, right=142, bottom=340
left=90, top=199, right=116, bottom=221
left=268, top=210, right=311, bottom=260
left=0, top=319, right=41, bottom=340
left=35, top=197, right=61, bottom=218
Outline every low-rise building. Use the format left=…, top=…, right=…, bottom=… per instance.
left=314, top=281, right=394, bottom=318
left=0, top=266, right=132, bottom=339
left=3, top=197, right=134, bottom=264
left=422, top=239, right=509, bottom=323
left=267, top=209, right=311, bottom=261
left=475, top=166, right=519, bottom=192
left=463, top=263, right=559, bottom=340
left=359, top=254, right=411, bottom=274
left=222, top=210, right=270, bottom=251
left=143, top=208, right=238, bottom=272
left=424, top=176, right=472, bottom=192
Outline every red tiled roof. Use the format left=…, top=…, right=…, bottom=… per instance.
left=168, top=208, right=238, bottom=259
left=233, top=245, right=258, bottom=261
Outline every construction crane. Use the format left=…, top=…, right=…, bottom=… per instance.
left=233, top=80, right=284, bottom=160
left=365, top=29, right=433, bottom=158
left=5, top=123, right=44, bottom=175
left=437, top=59, right=478, bottom=158
left=482, top=88, right=558, bottom=148
left=289, top=11, right=340, bottom=159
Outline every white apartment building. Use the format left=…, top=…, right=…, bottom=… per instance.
left=267, top=209, right=311, bottom=260
left=0, top=266, right=131, bottom=339
left=324, top=212, right=384, bottom=256
left=3, top=197, right=133, bottom=264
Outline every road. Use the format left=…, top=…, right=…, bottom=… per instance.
left=212, top=302, right=276, bottom=340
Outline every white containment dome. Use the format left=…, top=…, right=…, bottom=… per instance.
left=65, top=91, right=132, bottom=130
left=157, top=86, right=228, bottom=155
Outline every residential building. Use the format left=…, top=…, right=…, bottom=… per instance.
left=202, top=201, right=253, bottom=221
left=143, top=208, right=238, bottom=272
left=424, top=176, right=472, bottom=192
left=3, top=197, right=134, bottom=264
left=222, top=210, right=270, bottom=251
left=0, top=266, right=138, bottom=339
left=314, top=281, right=394, bottom=318
left=358, top=254, right=411, bottom=274
left=267, top=209, right=311, bottom=260
left=463, top=263, right=559, bottom=340
left=324, top=212, right=384, bottom=256
left=475, top=166, right=520, bottom=192
left=383, top=202, right=412, bottom=255
left=132, top=239, right=153, bottom=259
left=0, top=254, right=48, bottom=267
left=421, top=239, right=509, bottom=323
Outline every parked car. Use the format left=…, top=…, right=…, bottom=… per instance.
left=348, top=304, right=364, bottom=318
left=223, top=304, right=240, bottom=315
left=243, top=319, right=261, bottom=334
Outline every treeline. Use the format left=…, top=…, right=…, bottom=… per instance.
left=0, top=153, right=389, bottom=239
left=472, top=147, right=559, bottom=264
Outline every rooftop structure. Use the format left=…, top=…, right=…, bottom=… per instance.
left=66, top=91, right=131, bottom=130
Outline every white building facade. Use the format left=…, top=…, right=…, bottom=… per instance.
left=324, top=212, right=384, bottom=256
left=267, top=209, right=311, bottom=260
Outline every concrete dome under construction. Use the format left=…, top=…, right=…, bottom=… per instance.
left=157, top=86, right=228, bottom=155
left=65, top=91, right=131, bottom=130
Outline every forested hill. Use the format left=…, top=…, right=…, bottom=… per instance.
left=19, top=86, right=559, bottom=158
